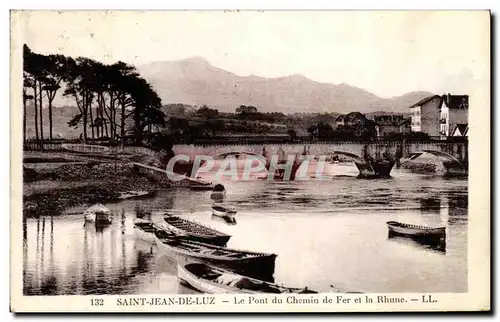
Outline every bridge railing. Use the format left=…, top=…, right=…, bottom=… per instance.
left=22, top=136, right=468, bottom=151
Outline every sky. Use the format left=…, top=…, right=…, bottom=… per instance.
left=14, top=10, right=490, bottom=98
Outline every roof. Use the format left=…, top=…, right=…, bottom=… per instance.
left=336, top=112, right=366, bottom=123
left=443, top=94, right=469, bottom=109
left=409, top=95, right=441, bottom=109
left=452, top=123, right=469, bottom=136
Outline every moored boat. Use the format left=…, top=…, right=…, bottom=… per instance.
left=386, top=221, right=445, bottom=239
left=155, top=235, right=277, bottom=281
left=84, top=203, right=113, bottom=225
left=178, top=263, right=315, bottom=294
left=134, top=219, right=158, bottom=243
left=162, top=214, right=231, bottom=246
left=134, top=219, right=185, bottom=243
left=210, top=184, right=226, bottom=200
left=212, top=205, right=237, bottom=217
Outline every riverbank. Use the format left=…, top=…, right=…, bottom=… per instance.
left=23, top=161, right=170, bottom=217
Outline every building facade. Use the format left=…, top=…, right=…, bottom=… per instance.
left=372, top=114, right=410, bottom=137
left=410, top=94, right=468, bottom=138
left=409, top=95, right=442, bottom=136
left=439, top=94, right=469, bottom=138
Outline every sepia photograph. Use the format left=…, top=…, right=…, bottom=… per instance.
left=10, top=9, right=490, bottom=312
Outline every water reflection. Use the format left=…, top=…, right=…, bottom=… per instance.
left=210, top=214, right=237, bottom=225
left=23, top=174, right=468, bottom=295
left=387, top=235, right=446, bottom=253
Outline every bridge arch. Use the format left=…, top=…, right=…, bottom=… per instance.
left=402, top=150, right=467, bottom=175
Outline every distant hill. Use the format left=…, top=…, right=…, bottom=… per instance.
left=136, top=56, right=433, bottom=114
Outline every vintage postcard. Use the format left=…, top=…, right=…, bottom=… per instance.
left=10, top=10, right=490, bottom=312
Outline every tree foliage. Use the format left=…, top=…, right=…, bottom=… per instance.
left=23, top=45, right=166, bottom=147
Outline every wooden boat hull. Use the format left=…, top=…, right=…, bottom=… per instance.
left=84, top=212, right=112, bottom=225
left=212, top=207, right=237, bottom=218
left=163, top=216, right=231, bottom=246
left=210, top=191, right=226, bottom=200
left=177, top=263, right=248, bottom=294
left=155, top=237, right=276, bottom=282
left=178, top=263, right=313, bottom=294
left=84, top=212, right=95, bottom=223
left=386, top=221, right=445, bottom=241
left=134, top=226, right=156, bottom=244
left=95, top=214, right=113, bottom=225
left=135, top=220, right=182, bottom=244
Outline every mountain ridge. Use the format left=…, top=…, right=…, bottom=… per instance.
left=136, top=57, right=433, bottom=114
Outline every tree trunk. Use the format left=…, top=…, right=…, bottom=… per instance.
left=112, top=98, right=117, bottom=140
left=96, top=108, right=100, bottom=139
left=23, top=88, right=27, bottom=143
left=120, top=94, right=125, bottom=150
left=33, top=81, right=39, bottom=145
left=48, top=98, right=53, bottom=141
left=89, top=105, right=95, bottom=140
left=98, top=93, right=104, bottom=139
left=109, top=93, right=115, bottom=140
left=38, top=82, right=44, bottom=151
left=83, top=112, right=88, bottom=143
left=82, top=89, right=88, bottom=144
left=134, top=110, right=142, bottom=146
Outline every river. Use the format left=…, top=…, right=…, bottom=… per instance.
left=23, top=164, right=468, bottom=295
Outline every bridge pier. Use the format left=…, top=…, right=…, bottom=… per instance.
left=442, top=161, right=468, bottom=176
left=266, top=159, right=304, bottom=181
left=354, top=161, right=395, bottom=179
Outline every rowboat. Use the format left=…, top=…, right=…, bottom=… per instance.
left=134, top=219, right=185, bottom=244
left=210, top=184, right=226, bottom=200
left=84, top=203, right=112, bottom=225
left=178, top=263, right=315, bottom=294
left=155, top=236, right=277, bottom=281
left=386, top=221, right=446, bottom=239
left=162, top=214, right=231, bottom=246
left=134, top=219, right=161, bottom=243
left=134, top=205, right=152, bottom=219
left=212, top=205, right=237, bottom=217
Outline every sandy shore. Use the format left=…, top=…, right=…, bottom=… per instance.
left=23, top=160, right=170, bottom=217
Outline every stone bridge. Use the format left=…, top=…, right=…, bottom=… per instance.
left=170, top=141, right=468, bottom=178
left=24, top=140, right=468, bottom=178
